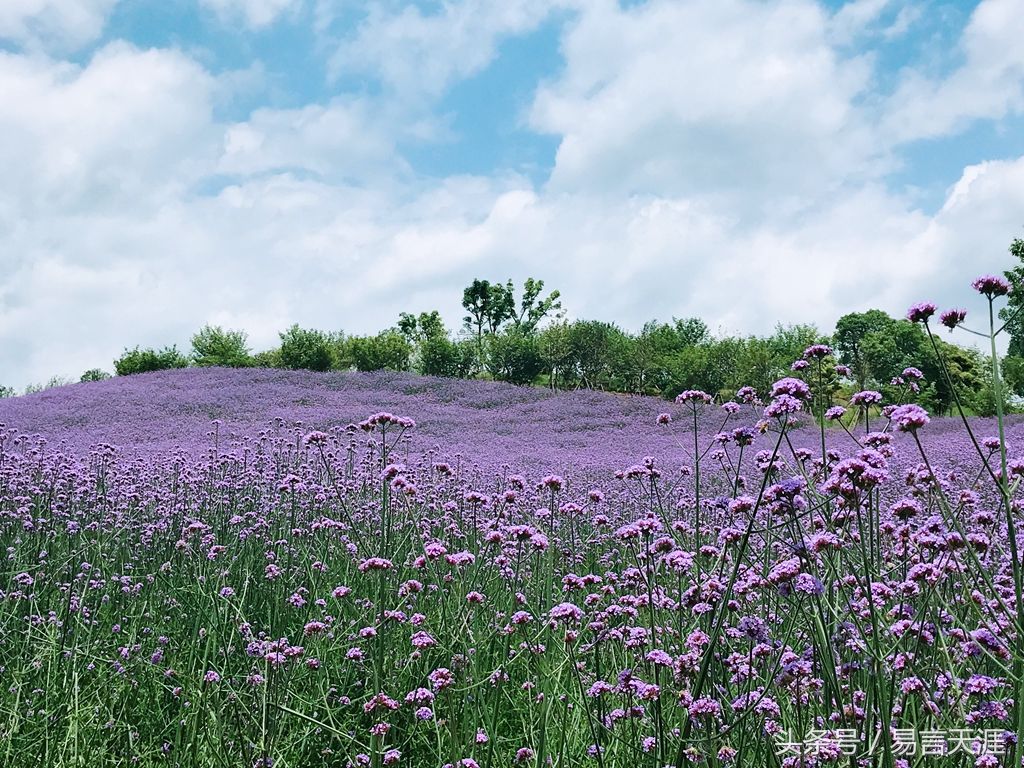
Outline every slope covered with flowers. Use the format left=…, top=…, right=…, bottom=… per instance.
left=1, top=280, right=1023, bottom=768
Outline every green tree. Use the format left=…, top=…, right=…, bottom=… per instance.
left=278, top=325, right=333, bottom=372
left=418, top=337, right=475, bottom=378
left=349, top=331, right=412, bottom=372
left=485, top=328, right=544, bottom=385
left=114, top=346, right=189, bottom=376
left=1003, top=355, right=1024, bottom=397
left=251, top=348, right=283, bottom=369
left=1000, top=236, right=1024, bottom=357
left=566, top=320, right=626, bottom=390
left=538, top=321, right=575, bottom=390
left=833, top=310, right=896, bottom=391
left=510, top=278, right=563, bottom=334
left=80, top=369, right=111, bottom=382
left=462, top=280, right=515, bottom=359
left=398, top=311, right=447, bottom=343
left=0, top=385, right=15, bottom=398
left=191, top=325, right=251, bottom=367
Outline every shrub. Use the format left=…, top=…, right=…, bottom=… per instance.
left=278, top=325, right=333, bottom=372
left=0, top=385, right=14, bottom=398
left=349, top=331, right=412, bottom=372
left=250, top=348, right=284, bottom=369
left=114, top=346, right=189, bottom=376
left=486, top=329, right=544, bottom=385
left=191, top=326, right=251, bottom=367
left=417, top=336, right=474, bottom=378
left=80, top=369, right=111, bottom=383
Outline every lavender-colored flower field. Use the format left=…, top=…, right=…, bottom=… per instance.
left=1, top=365, right=1023, bottom=767
left=2, top=366, right=1020, bottom=477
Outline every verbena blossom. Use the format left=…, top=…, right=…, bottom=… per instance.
left=906, top=301, right=937, bottom=323
left=890, top=403, right=930, bottom=432
left=940, top=308, right=967, bottom=330
left=972, top=274, right=1012, bottom=297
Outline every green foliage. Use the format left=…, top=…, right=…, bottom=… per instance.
left=114, top=346, right=189, bottom=376
left=1000, top=236, right=1024, bottom=357
left=398, top=311, right=447, bottom=343
left=538, top=321, right=574, bottom=390
left=485, top=328, right=545, bottom=385
left=80, top=369, right=111, bottom=383
left=250, top=348, right=283, bottom=369
left=417, top=337, right=474, bottom=378
left=24, top=376, right=73, bottom=394
left=278, top=325, right=333, bottom=372
left=191, top=325, right=251, bottom=367
left=462, top=279, right=514, bottom=353
left=833, top=309, right=895, bottom=390
left=510, top=277, right=563, bottom=334
left=349, top=331, right=412, bottom=372
left=463, top=278, right=563, bottom=368
left=1003, top=355, right=1024, bottom=397
left=564, top=320, right=626, bottom=390
left=0, top=385, right=15, bottom=398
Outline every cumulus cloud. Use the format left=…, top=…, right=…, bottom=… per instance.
left=529, top=0, right=883, bottom=214
left=329, top=0, right=560, bottom=102
left=199, top=0, right=303, bottom=29
left=882, top=0, right=1024, bottom=143
left=1, top=0, right=1023, bottom=391
left=0, top=0, right=118, bottom=50
left=218, top=99, right=409, bottom=182
left=0, top=42, right=217, bottom=225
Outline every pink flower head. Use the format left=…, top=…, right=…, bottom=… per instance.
left=906, top=301, right=937, bottom=323
left=940, top=308, right=967, bottom=331
left=675, top=390, right=712, bottom=405
left=972, top=275, right=1012, bottom=297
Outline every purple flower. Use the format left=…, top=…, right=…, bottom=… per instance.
left=972, top=274, right=1012, bottom=297
left=850, top=390, right=883, bottom=407
left=889, top=403, right=930, bottom=432
left=906, top=301, right=937, bottom=323
left=764, top=395, right=802, bottom=418
left=824, top=406, right=846, bottom=421
left=770, top=378, right=811, bottom=401
left=675, top=390, right=712, bottom=405
left=549, top=602, right=584, bottom=623
left=802, top=344, right=833, bottom=359
left=940, top=308, right=967, bottom=330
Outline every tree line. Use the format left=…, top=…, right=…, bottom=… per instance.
left=5, top=238, right=1024, bottom=416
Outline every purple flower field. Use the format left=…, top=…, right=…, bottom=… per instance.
left=2, top=363, right=1024, bottom=767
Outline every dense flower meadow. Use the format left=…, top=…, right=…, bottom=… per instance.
left=2, top=280, right=1024, bottom=767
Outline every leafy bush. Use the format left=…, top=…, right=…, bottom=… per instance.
left=486, top=329, right=544, bottom=385
left=24, top=376, right=73, bottom=394
left=191, top=326, right=251, bottom=367
left=80, top=369, right=111, bottom=383
left=278, top=325, right=333, bottom=372
left=114, top=346, right=189, bottom=376
left=417, top=336, right=474, bottom=378
left=349, top=331, right=412, bottom=372
left=0, top=385, right=14, bottom=398
left=250, top=348, right=283, bottom=369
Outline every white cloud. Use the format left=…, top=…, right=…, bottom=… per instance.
left=0, top=42, right=217, bottom=227
left=882, top=0, right=1024, bottom=143
left=828, top=0, right=920, bottom=44
left=199, top=0, right=303, bottom=29
left=0, top=0, right=118, bottom=50
left=218, top=99, right=408, bottom=182
left=2, top=0, right=1024, bottom=393
left=329, top=0, right=559, bottom=102
left=529, top=0, right=883, bottom=213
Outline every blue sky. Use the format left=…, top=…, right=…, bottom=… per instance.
left=1, top=0, right=1024, bottom=388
